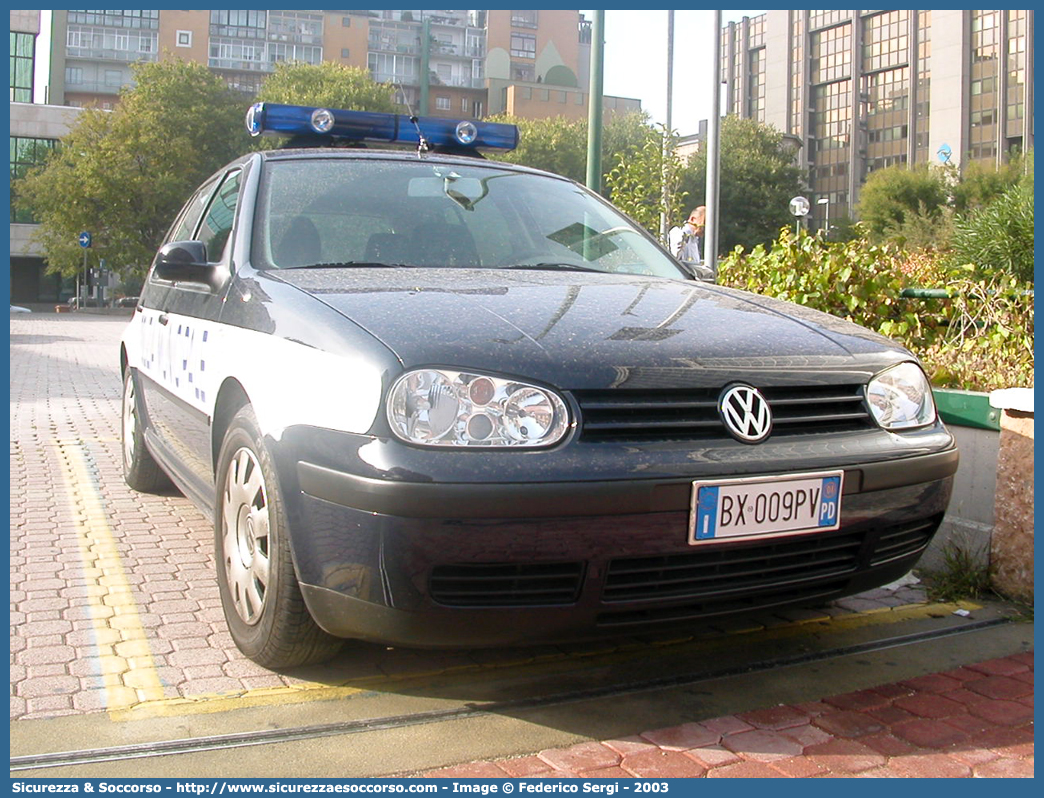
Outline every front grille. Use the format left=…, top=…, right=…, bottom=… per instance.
left=574, top=384, right=873, bottom=443
left=430, top=562, right=584, bottom=607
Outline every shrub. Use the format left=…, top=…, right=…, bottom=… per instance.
left=716, top=226, right=932, bottom=339
left=948, top=182, right=1035, bottom=282
left=718, top=229, right=1034, bottom=391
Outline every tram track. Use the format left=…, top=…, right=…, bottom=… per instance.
left=11, top=615, right=1012, bottom=773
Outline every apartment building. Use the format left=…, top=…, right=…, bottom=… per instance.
left=721, top=10, right=1034, bottom=228
left=10, top=11, right=85, bottom=304
left=45, top=9, right=638, bottom=121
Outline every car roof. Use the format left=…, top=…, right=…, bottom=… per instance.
left=253, top=146, right=571, bottom=182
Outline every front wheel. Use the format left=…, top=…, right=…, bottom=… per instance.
left=215, top=405, right=342, bottom=669
left=121, top=369, right=170, bottom=492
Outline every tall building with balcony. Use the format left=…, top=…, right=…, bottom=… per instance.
left=45, top=9, right=639, bottom=122
left=10, top=10, right=84, bottom=305
left=721, top=10, right=1034, bottom=228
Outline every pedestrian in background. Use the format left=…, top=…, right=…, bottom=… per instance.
left=668, top=206, right=705, bottom=265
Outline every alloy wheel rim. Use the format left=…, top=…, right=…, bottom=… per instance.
left=122, top=377, right=137, bottom=468
left=221, top=447, right=271, bottom=625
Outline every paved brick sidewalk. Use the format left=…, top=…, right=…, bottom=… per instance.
left=423, top=652, right=1034, bottom=778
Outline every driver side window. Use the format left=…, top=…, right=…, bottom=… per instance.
left=167, top=178, right=217, bottom=245
left=197, top=170, right=242, bottom=263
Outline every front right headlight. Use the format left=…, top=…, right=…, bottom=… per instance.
left=867, top=362, right=937, bottom=430
left=387, top=368, right=570, bottom=448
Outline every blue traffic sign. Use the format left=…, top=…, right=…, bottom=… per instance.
left=78, top=231, right=92, bottom=248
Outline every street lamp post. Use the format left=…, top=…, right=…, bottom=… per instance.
left=817, top=197, right=830, bottom=238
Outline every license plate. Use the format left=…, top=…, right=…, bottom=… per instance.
left=689, top=471, right=843, bottom=544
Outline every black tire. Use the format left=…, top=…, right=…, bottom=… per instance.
left=121, top=369, right=171, bottom=492
left=214, top=405, right=342, bottom=669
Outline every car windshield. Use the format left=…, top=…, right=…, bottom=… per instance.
left=251, top=157, right=687, bottom=280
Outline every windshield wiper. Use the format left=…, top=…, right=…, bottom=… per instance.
left=501, top=262, right=604, bottom=273
left=286, top=261, right=406, bottom=270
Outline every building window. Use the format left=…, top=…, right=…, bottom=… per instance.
left=10, top=137, right=58, bottom=222
left=104, top=70, right=123, bottom=87
left=811, top=22, right=852, bottom=84
left=862, top=11, right=909, bottom=73
left=210, top=10, right=267, bottom=39
left=510, top=33, right=536, bottom=59
left=435, top=96, right=451, bottom=110
left=210, top=38, right=265, bottom=71
left=511, top=62, right=536, bottom=82
left=511, top=10, right=538, bottom=29
left=68, top=10, right=158, bottom=28
left=341, top=48, right=350, bottom=59
left=342, top=16, right=351, bottom=27
left=462, top=97, right=469, bottom=112
left=368, top=52, right=418, bottom=84
left=65, top=66, right=83, bottom=85
left=176, top=30, right=192, bottom=48
left=66, top=25, right=158, bottom=61
left=269, top=43, right=323, bottom=66
left=10, top=31, right=35, bottom=102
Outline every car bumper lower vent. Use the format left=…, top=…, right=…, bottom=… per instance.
left=430, top=562, right=584, bottom=607
left=869, top=517, right=939, bottom=566
left=603, top=531, right=864, bottom=603
left=597, top=579, right=850, bottom=628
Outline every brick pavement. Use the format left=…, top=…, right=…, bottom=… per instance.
left=423, top=652, right=1034, bottom=778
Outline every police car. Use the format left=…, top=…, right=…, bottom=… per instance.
left=120, top=103, right=958, bottom=668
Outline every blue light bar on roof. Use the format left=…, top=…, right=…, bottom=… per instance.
left=245, top=102, right=518, bottom=152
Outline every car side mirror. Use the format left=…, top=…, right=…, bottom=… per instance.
left=678, top=260, right=717, bottom=284
left=154, top=240, right=219, bottom=287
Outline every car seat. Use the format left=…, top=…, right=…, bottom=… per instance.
left=274, top=216, right=321, bottom=268
left=364, top=233, right=409, bottom=264
left=409, top=222, right=480, bottom=267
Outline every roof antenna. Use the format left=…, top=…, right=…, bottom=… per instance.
left=395, top=82, right=430, bottom=158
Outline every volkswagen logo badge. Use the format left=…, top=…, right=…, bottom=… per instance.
left=719, top=384, right=772, bottom=444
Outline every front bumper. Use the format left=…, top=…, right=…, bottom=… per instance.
left=273, top=430, right=957, bottom=647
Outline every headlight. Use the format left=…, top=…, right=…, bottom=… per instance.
left=867, top=362, right=937, bottom=430
left=387, top=369, right=570, bottom=447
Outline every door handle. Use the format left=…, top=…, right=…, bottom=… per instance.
left=158, top=314, right=169, bottom=326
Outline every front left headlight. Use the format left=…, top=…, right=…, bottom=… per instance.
left=387, top=368, right=570, bottom=447
left=867, top=362, right=937, bottom=430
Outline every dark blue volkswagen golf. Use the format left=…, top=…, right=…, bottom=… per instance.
left=120, top=104, right=957, bottom=668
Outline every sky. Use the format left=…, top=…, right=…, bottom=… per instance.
left=593, top=10, right=765, bottom=136
left=35, top=9, right=765, bottom=134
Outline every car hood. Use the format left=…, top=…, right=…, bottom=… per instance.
left=270, top=268, right=910, bottom=390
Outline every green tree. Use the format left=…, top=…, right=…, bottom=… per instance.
left=16, top=59, right=249, bottom=281
left=950, top=153, right=1027, bottom=214
left=679, top=116, right=805, bottom=256
left=490, top=111, right=655, bottom=186
left=855, top=162, right=950, bottom=241
left=491, top=114, right=588, bottom=181
left=949, top=179, right=1034, bottom=282
left=255, top=61, right=395, bottom=113
left=604, top=125, right=686, bottom=236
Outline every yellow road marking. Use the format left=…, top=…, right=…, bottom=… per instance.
left=55, top=441, right=166, bottom=710
left=110, top=599, right=981, bottom=721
